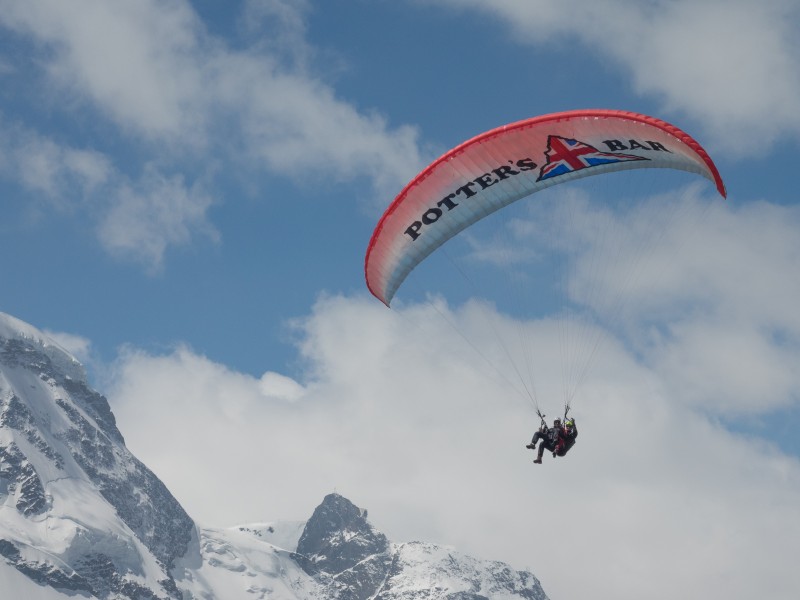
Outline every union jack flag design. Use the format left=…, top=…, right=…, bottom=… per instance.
left=537, top=135, right=649, bottom=182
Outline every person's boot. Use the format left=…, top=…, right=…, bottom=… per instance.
left=525, top=443, right=536, bottom=449
left=533, top=457, right=542, bottom=464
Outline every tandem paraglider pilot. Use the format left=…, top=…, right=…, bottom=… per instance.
left=526, top=417, right=577, bottom=464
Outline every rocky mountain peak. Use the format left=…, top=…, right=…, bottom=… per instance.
left=297, top=492, right=388, bottom=574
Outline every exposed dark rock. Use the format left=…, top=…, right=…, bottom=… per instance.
left=0, top=539, right=94, bottom=594
left=0, top=442, right=47, bottom=515
left=297, top=493, right=389, bottom=575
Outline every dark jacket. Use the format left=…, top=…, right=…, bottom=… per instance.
left=547, top=425, right=563, bottom=445
left=556, top=424, right=578, bottom=456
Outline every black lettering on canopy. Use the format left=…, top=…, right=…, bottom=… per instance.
left=647, top=140, right=671, bottom=152
left=402, top=157, right=537, bottom=241
left=603, top=139, right=628, bottom=151
left=604, top=139, right=672, bottom=152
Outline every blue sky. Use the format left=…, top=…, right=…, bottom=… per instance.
left=2, top=2, right=800, bottom=599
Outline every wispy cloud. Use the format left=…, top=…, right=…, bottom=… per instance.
left=0, top=118, right=112, bottom=204
left=0, top=117, right=217, bottom=270
left=98, top=165, right=218, bottom=272
left=0, top=0, right=209, bottom=141
left=431, top=0, right=800, bottom=149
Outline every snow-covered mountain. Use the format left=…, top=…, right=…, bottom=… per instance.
left=0, top=313, right=194, bottom=598
left=0, top=312, right=549, bottom=600
left=291, top=493, right=547, bottom=600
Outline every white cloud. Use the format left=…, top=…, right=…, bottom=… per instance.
left=565, top=192, right=800, bottom=413
left=107, top=293, right=800, bottom=600
left=0, top=118, right=216, bottom=271
left=0, top=119, right=112, bottom=204
left=206, top=50, right=424, bottom=199
left=238, top=0, right=313, bottom=68
left=98, top=165, right=218, bottom=272
left=430, top=0, right=800, bottom=150
left=0, top=0, right=208, bottom=141
left=654, top=318, right=800, bottom=413
left=259, top=370, right=306, bottom=402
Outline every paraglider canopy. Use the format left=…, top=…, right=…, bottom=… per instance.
left=365, top=109, right=725, bottom=307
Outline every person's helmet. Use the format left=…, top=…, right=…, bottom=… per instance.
left=565, top=418, right=574, bottom=429
left=554, top=419, right=561, bottom=426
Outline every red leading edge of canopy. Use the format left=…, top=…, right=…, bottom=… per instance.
left=364, top=108, right=727, bottom=304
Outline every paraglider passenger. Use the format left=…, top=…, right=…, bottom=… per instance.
left=554, top=418, right=578, bottom=457
left=526, top=418, right=563, bottom=464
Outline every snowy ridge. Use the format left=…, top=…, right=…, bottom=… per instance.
left=0, top=311, right=549, bottom=599
left=0, top=313, right=85, bottom=383
left=382, top=542, right=545, bottom=600
left=0, top=312, right=193, bottom=598
left=174, top=526, right=323, bottom=600
left=233, top=520, right=307, bottom=553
